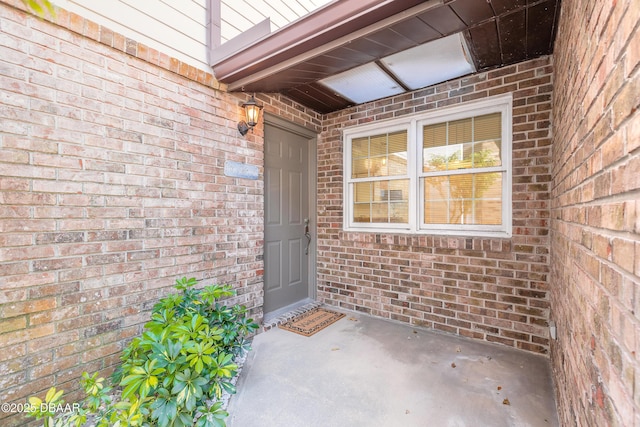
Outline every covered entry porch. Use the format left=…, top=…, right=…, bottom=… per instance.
left=227, top=308, right=558, bottom=426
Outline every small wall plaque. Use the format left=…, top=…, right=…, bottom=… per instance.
left=224, top=160, right=259, bottom=180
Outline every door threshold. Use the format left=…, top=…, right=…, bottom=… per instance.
left=263, top=298, right=320, bottom=330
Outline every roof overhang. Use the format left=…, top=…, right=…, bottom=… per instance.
left=212, top=0, right=560, bottom=114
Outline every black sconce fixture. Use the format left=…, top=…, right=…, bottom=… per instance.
left=237, top=95, right=263, bottom=136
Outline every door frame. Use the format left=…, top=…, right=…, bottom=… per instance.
left=263, top=113, right=318, bottom=305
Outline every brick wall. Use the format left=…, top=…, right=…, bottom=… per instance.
left=259, top=92, right=323, bottom=133
left=317, top=57, right=554, bottom=355
left=0, top=2, right=264, bottom=425
left=550, top=0, right=640, bottom=425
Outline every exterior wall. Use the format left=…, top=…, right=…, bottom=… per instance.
left=220, top=0, right=333, bottom=43
left=550, top=0, right=640, bottom=426
left=45, top=0, right=333, bottom=72
left=259, top=92, right=323, bottom=133
left=317, top=57, right=554, bottom=354
left=0, top=2, right=264, bottom=425
left=52, top=0, right=209, bottom=72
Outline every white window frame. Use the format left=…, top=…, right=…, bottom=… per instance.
left=343, top=94, right=512, bottom=238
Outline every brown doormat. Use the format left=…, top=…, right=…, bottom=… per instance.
left=279, top=307, right=345, bottom=337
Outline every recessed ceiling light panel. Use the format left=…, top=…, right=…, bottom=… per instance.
left=381, top=33, right=476, bottom=90
left=319, top=62, right=405, bottom=104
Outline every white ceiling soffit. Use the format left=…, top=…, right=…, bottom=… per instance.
left=320, top=32, right=475, bottom=105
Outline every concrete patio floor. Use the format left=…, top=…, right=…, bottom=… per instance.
left=226, top=308, right=559, bottom=427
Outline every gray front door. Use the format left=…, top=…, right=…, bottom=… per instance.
left=264, top=124, right=311, bottom=314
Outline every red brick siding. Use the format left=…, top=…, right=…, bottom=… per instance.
left=259, top=92, right=323, bottom=133
left=0, top=2, right=264, bottom=425
left=550, top=0, right=640, bottom=425
left=316, top=57, right=554, bottom=354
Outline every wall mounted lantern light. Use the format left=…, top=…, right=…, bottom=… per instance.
left=237, top=95, right=263, bottom=136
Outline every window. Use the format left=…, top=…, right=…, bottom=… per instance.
left=351, top=129, right=409, bottom=226
left=344, top=94, right=512, bottom=237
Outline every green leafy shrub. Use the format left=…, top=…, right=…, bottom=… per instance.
left=25, top=277, right=259, bottom=427
left=21, top=0, right=55, bottom=18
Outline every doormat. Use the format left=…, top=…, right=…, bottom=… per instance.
left=279, top=307, right=345, bottom=337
